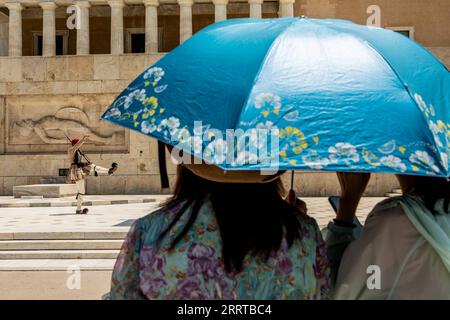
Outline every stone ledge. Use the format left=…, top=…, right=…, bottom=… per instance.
left=0, top=249, right=120, bottom=260
left=0, top=79, right=130, bottom=95
left=0, top=53, right=166, bottom=83
left=13, top=183, right=84, bottom=198
left=0, top=231, right=129, bottom=241
left=0, top=259, right=116, bottom=271
left=0, top=239, right=124, bottom=250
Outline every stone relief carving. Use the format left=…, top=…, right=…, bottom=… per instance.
left=5, top=95, right=128, bottom=154
left=13, top=107, right=122, bottom=145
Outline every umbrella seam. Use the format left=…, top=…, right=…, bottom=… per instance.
left=232, top=18, right=300, bottom=133
left=358, top=40, right=447, bottom=176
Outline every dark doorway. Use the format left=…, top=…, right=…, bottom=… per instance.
left=131, top=33, right=145, bottom=53
left=36, top=34, right=65, bottom=55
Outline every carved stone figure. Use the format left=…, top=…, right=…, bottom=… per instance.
left=14, top=115, right=121, bottom=145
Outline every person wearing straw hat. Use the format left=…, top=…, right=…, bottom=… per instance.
left=67, top=133, right=118, bottom=214
left=109, top=150, right=330, bottom=300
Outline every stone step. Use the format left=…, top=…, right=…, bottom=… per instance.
left=385, top=188, right=403, bottom=197
left=385, top=192, right=401, bottom=198
left=0, top=249, right=120, bottom=260
left=0, top=197, right=157, bottom=208
left=0, top=259, right=116, bottom=271
left=0, top=240, right=123, bottom=251
left=20, top=196, right=44, bottom=200
left=0, top=231, right=128, bottom=241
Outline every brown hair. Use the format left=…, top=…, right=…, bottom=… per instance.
left=414, top=176, right=450, bottom=214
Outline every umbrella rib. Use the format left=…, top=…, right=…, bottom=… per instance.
left=232, top=18, right=300, bottom=130
left=359, top=41, right=447, bottom=175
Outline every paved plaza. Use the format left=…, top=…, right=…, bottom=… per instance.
left=0, top=195, right=386, bottom=299
left=0, top=195, right=384, bottom=232
left=0, top=196, right=167, bottom=232
left=0, top=270, right=113, bottom=300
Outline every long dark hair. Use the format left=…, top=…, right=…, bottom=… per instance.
left=158, top=166, right=303, bottom=272
left=414, top=176, right=450, bottom=214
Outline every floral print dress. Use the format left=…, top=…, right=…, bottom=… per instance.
left=110, top=198, right=330, bottom=300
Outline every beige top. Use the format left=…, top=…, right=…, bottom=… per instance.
left=334, top=202, right=450, bottom=300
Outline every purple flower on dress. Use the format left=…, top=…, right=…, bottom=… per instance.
left=277, top=253, right=293, bottom=274
left=176, top=278, right=208, bottom=300
left=313, top=241, right=329, bottom=280
left=139, top=246, right=169, bottom=298
left=140, top=245, right=166, bottom=274
left=187, top=243, right=215, bottom=259
left=301, top=223, right=311, bottom=239
left=186, top=243, right=224, bottom=280
left=188, top=257, right=223, bottom=279
left=140, top=276, right=167, bottom=298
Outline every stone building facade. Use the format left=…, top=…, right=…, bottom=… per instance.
left=0, top=0, right=449, bottom=196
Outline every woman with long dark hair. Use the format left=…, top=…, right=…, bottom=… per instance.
left=327, top=173, right=450, bottom=299
left=110, top=164, right=330, bottom=299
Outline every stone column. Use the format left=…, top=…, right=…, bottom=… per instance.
left=5, top=2, right=23, bottom=56
left=178, top=0, right=193, bottom=44
left=40, top=1, right=57, bottom=56
left=76, top=1, right=90, bottom=55
left=278, top=0, right=294, bottom=17
left=144, top=0, right=159, bottom=53
left=249, top=0, right=263, bottom=18
left=108, top=0, right=124, bottom=54
left=213, top=0, right=228, bottom=22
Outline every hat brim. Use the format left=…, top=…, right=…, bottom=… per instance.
left=167, top=145, right=285, bottom=183
left=183, top=163, right=284, bottom=183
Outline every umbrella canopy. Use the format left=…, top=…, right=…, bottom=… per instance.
left=102, top=17, right=450, bottom=177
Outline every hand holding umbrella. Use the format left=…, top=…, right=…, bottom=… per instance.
left=336, top=172, right=371, bottom=224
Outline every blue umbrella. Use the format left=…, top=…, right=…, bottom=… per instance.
left=102, top=17, right=450, bottom=177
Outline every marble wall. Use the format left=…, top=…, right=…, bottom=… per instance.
left=0, top=53, right=178, bottom=195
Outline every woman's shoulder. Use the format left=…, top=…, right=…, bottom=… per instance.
left=363, top=196, right=415, bottom=238
left=293, top=208, right=320, bottom=228
left=374, top=195, right=403, bottom=208
left=369, top=196, right=408, bottom=218
left=293, top=210, right=324, bottom=243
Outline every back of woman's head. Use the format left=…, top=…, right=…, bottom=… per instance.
left=159, top=165, right=303, bottom=272
left=414, top=176, right=450, bottom=214
left=170, top=165, right=211, bottom=201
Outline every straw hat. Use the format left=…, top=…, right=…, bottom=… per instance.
left=183, top=163, right=284, bottom=184
left=167, top=145, right=284, bottom=183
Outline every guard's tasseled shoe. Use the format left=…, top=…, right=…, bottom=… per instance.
left=108, top=162, right=118, bottom=175
left=76, top=208, right=88, bottom=214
